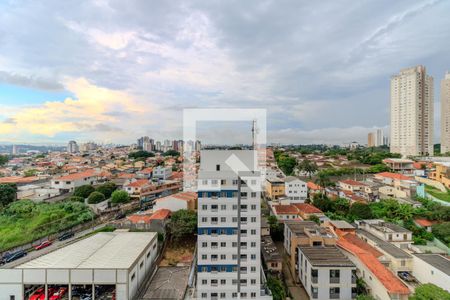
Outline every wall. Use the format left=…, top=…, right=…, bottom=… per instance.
left=412, top=256, right=449, bottom=292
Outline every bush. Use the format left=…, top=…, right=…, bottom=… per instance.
left=73, top=185, right=95, bottom=199
left=0, top=183, right=17, bottom=208
left=95, top=182, right=117, bottom=198
left=111, top=190, right=130, bottom=204
left=68, top=196, right=85, bottom=203
left=409, top=283, right=450, bottom=300
left=168, top=209, right=196, bottom=242
left=267, top=275, right=286, bottom=300
left=87, top=191, right=106, bottom=204
left=350, top=203, right=373, bottom=219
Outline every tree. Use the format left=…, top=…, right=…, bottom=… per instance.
left=73, top=185, right=95, bottom=199
left=0, top=155, right=8, bottom=166
left=334, top=198, right=350, bottom=215
left=168, top=209, right=197, bottom=242
left=87, top=191, right=106, bottom=204
left=312, top=194, right=334, bottom=212
left=267, top=275, right=286, bottom=300
left=95, top=182, right=117, bottom=198
left=409, top=283, right=450, bottom=300
left=111, top=190, right=130, bottom=204
left=128, top=150, right=154, bottom=159
left=274, top=151, right=297, bottom=176
left=267, top=215, right=284, bottom=241
left=298, top=159, right=318, bottom=178
left=308, top=215, right=320, bottom=224
left=24, top=169, right=37, bottom=177
left=68, top=196, right=85, bottom=203
left=350, top=203, right=373, bottom=219
left=163, top=150, right=180, bottom=157
left=0, top=183, right=16, bottom=208
left=432, top=222, right=450, bottom=246
left=315, top=172, right=331, bottom=191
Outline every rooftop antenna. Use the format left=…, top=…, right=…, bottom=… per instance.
left=252, top=119, right=257, bottom=150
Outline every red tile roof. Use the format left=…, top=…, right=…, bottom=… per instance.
left=340, top=179, right=366, bottom=186
left=273, top=204, right=299, bottom=215
left=337, top=235, right=409, bottom=295
left=375, top=172, right=411, bottom=181
left=414, top=219, right=433, bottom=227
left=0, top=176, right=40, bottom=184
left=139, top=167, right=153, bottom=174
left=127, top=214, right=152, bottom=224
left=149, top=209, right=171, bottom=220
left=307, top=182, right=321, bottom=190
left=341, top=233, right=383, bottom=258
left=126, top=179, right=150, bottom=188
left=118, top=173, right=135, bottom=179
left=293, top=203, right=322, bottom=214
left=57, top=169, right=97, bottom=181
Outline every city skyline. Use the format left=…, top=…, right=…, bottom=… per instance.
left=1, top=1, right=450, bottom=145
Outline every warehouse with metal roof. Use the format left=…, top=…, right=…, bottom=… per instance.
left=0, top=231, right=158, bottom=300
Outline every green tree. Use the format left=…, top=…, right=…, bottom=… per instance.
left=128, top=150, right=154, bottom=159
left=163, top=150, right=180, bottom=157
left=409, top=283, right=450, bottom=300
left=0, top=155, right=8, bottom=166
left=274, top=151, right=297, bottom=175
left=312, top=194, right=334, bottom=212
left=110, top=190, right=130, bottom=204
left=68, top=196, right=85, bottom=203
left=334, top=198, right=350, bottom=215
left=432, top=222, right=450, bottom=246
left=315, top=172, right=332, bottom=191
left=73, top=185, right=95, bottom=199
left=95, top=182, right=117, bottom=198
left=0, top=183, right=16, bottom=208
left=87, top=191, right=106, bottom=204
left=24, top=169, right=37, bottom=177
left=349, top=203, right=373, bottom=219
left=267, top=215, right=284, bottom=241
left=298, top=159, right=318, bottom=178
left=267, top=275, right=286, bottom=300
left=168, top=209, right=197, bottom=242
left=308, top=214, right=320, bottom=224
left=367, top=164, right=390, bottom=173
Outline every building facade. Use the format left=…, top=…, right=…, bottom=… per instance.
left=441, top=72, right=450, bottom=153
left=285, top=176, right=307, bottom=202
left=197, top=150, right=271, bottom=299
left=390, top=65, right=434, bottom=157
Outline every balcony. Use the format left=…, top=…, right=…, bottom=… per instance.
left=330, top=277, right=340, bottom=284
left=352, top=292, right=357, bottom=299
left=311, top=277, right=318, bottom=284
left=330, top=293, right=340, bottom=299
left=311, top=292, right=318, bottom=299
left=352, top=276, right=356, bottom=284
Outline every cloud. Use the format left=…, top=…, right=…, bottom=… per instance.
left=0, top=78, right=154, bottom=140
left=0, top=71, right=63, bottom=91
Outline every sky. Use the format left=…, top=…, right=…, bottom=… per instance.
left=0, top=0, right=450, bottom=145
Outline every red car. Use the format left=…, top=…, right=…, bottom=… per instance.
left=35, top=240, right=52, bottom=250
left=49, top=287, right=67, bottom=300
left=28, top=288, right=44, bottom=300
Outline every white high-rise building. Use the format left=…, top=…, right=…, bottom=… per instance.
left=390, top=65, right=434, bottom=157
left=441, top=72, right=450, bottom=154
left=197, top=150, right=271, bottom=300
left=67, top=140, right=78, bottom=153
left=375, top=129, right=384, bottom=147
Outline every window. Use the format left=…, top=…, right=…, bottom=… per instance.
left=221, top=242, right=226, bottom=247
left=220, top=254, right=226, bottom=259
left=251, top=204, right=256, bottom=210
left=202, top=242, right=207, bottom=247
left=251, top=254, right=256, bottom=260
left=251, top=292, right=256, bottom=298
left=221, top=204, right=226, bottom=210
left=201, top=217, right=207, bottom=222
left=202, top=204, right=207, bottom=210
left=251, top=242, right=256, bottom=247
left=251, top=192, right=257, bottom=197
left=330, top=269, right=340, bottom=283
left=221, top=279, right=226, bottom=284
left=251, top=217, right=256, bottom=222
left=201, top=293, right=207, bottom=298
left=251, top=229, right=256, bottom=235
left=330, top=287, right=340, bottom=299
left=10, top=297, right=15, bottom=300
left=146, top=251, right=150, bottom=258
left=131, top=272, right=136, bottom=281
left=251, top=279, right=256, bottom=285
left=251, top=266, right=256, bottom=272
left=232, top=217, right=238, bottom=222
left=232, top=293, right=238, bottom=298
left=216, top=164, right=220, bottom=171
left=202, top=279, right=207, bottom=285
left=220, top=293, right=226, bottom=298
left=221, top=179, right=226, bottom=185
left=140, top=262, right=144, bottom=269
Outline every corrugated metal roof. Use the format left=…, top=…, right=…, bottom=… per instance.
left=16, top=232, right=156, bottom=270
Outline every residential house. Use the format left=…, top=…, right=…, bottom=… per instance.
left=261, top=235, right=282, bottom=273
left=412, top=254, right=450, bottom=292
left=298, top=245, right=356, bottom=300
left=382, top=159, right=414, bottom=175
left=285, top=176, right=308, bottom=202
left=153, top=166, right=172, bottom=180
left=284, top=221, right=337, bottom=282
left=51, top=169, right=98, bottom=192
left=153, top=191, right=197, bottom=212
left=337, top=234, right=410, bottom=300
left=266, top=177, right=285, bottom=200
left=354, top=220, right=413, bottom=249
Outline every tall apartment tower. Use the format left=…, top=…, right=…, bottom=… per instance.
left=367, top=132, right=375, bottom=147
left=197, top=150, right=271, bottom=300
left=375, top=129, right=384, bottom=147
left=390, top=65, right=434, bottom=157
left=441, top=72, right=450, bottom=154
left=67, top=140, right=78, bottom=153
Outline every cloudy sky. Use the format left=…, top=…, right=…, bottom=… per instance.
left=0, top=0, right=450, bottom=145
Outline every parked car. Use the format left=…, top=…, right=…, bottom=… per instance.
left=114, top=212, right=126, bottom=220
left=4, top=250, right=27, bottom=263
left=29, top=287, right=44, bottom=300
left=58, top=232, right=74, bottom=241
left=49, top=287, right=68, bottom=300
left=35, top=240, right=52, bottom=250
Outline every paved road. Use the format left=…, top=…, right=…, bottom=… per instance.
left=1, top=223, right=110, bottom=268
left=275, top=241, right=309, bottom=300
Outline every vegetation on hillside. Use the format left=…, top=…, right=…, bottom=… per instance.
left=128, top=150, right=155, bottom=160
left=409, top=283, right=450, bottom=300
left=167, top=209, right=197, bottom=243
left=0, top=200, right=94, bottom=252
left=0, top=183, right=17, bottom=209
left=274, top=150, right=297, bottom=175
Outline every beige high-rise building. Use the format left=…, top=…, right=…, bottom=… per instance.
left=368, top=132, right=375, bottom=147
left=441, top=72, right=450, bottom=154
left=390, top=65, right=434, bottom=157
